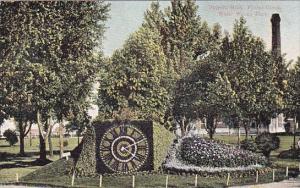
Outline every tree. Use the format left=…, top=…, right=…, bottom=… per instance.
left=3, top=129, right=18, bottom=146
left=286, top=57, right=300, bottom=124
left=217, top=18, right=284, bottom=144
left=255, top=132, right=280, bottom=158
left=143, top=0, right=223, bottom=131
left=0, top=1, right=109, bottom=160
left=98, top=27, right=169, bottom=122
left=66, top=105, right=91, bottom=145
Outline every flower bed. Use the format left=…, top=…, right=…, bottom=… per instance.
left=162, top=136, right=271, bottom=177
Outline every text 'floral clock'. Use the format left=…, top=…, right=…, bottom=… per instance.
left=95, top=121, right=154, bottom=174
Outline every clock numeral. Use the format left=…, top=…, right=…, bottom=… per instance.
left=135, top=135, right=144, bottom=142
left=100, top=145, right=110, bottom=152
left=110, top=160, right=120, bottom=171
left=120, top=126, right=127, bottom=136
left=130, top=160, right=137, bottom=169
left=104, top=137, right=113, bottom=142
left=110, top=128, right=118, bottom=138
left=130, top=128, right=139, bottom=137
left=121, top=162, right=129, bottom=172
left=102, top=152, right=113, bottom=162
left=135, top=153, right=146, bottom=163
left=137, top=145, right=147, bottom=150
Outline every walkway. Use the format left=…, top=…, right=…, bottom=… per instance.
left=231, top=176, right=300, bottom=188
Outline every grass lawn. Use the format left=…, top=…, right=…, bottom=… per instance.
left=0, top=135, right=298, bottom=187
left=213, top=134, right=300, bottom=168
left=0, top=137, right=80, bottom=184
left=17, top=171, right=287, bottom=188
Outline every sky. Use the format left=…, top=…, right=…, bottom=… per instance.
left=103, top=1, right=300, bottom=62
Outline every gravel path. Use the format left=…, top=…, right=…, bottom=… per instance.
left=230, top=177, right=300, bottom=188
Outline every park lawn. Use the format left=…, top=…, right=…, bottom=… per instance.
left=0, top=137, right=80, bottom=184
left=17, top=171, right=286, bottom=188
left=0, top=135, right=296, bottom=187
left=214, top=135, right=300, bottom=168
left=0, top=137, right=81, bottom=154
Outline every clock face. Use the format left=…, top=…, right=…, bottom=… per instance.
left=99, top=124, right=149, bottom=173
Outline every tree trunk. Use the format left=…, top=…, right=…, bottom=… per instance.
left=77, top=131, right=80, bottom=146
left=29, top=128, right=32, bottom=147
left=48, top=128, right=53, bottom=157
left=206, top=115, right=215, bottom=139
left=238, top=126, right=241, bottom=149
left=244, top=122, right=249, bottom=139
left=17, top=120, right=25, bottom=156
left=39, top=133, right=47, bottom=161
left=180, top=117, right=186, bottom=137
left=19, top=129, right=25, bottom=156
left=59, top=120, right=64, bottom=158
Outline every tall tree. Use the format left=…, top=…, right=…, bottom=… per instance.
left=143, top=0, right=223, bottom=130
left=218, top=18, right=285, bottom=143
left=98, top=27, right=169, bottom=122
left=0, top=1, right=109, bottom=160
left=286, top=57, right=300, bottom=123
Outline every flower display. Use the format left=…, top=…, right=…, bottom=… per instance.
left=162, top=136, right=269, bottom=175
left=181, top=136, right=268, bottom=167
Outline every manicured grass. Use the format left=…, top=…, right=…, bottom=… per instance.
left=0, top=135, right=297, bottom=187
left=0, top=136, right=80, bottom=184
left=18, top=171, right=286, bottom=188
left=213, top=135, right=300, bottom=168
left=0, top=137, right=81, bottom=154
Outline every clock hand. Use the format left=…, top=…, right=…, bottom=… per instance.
left=123, top=138, right=146, bottom=149
left=121, top=147, right=139, bottom=160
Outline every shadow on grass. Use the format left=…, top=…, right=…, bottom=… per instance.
left=0, top=159, right=52, bottom=169
left=0, top=145, right=11, bottom=148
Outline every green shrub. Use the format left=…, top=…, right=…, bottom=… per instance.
left=153, top=122, right=175, bottom=170
left=241, top=139, right=257, bottom=152
left=63, top=140, right=68, bottom=147
left=3, top=129, right=18, bottom=146
left=181, top=137, right=268, bottom=167
left=255, top=132, right=280, bottom=158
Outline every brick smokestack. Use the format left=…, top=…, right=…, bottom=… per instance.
left=271, top=13, right=281, bottom=56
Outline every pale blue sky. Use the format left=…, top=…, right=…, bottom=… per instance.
left=103, top=1, right=300, bottom=62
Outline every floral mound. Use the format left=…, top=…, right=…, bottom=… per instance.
left=162, top=136, right=271, bottom=177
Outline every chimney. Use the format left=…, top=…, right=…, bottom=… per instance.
left=271, top=13, right=281, bottom=56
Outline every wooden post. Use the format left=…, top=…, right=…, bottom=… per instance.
left=272, top=169, right=275, bottom=182
left=195, top=174, right=198, bottom=187
left=71, top=171, right=75, bottom=186
left=299, top=163, right=300, bottom=172
left=256, top=171, right=258, bottom=183
left=99, top=175, right=102, bottom=187
left=286, top=166, right=289, bottom=177
left=226, top=173, right=230, bottom=186
left=132, top=175, right=135, bottom=188
left=16, top=173, right=18, bottom=182
left=165, top=175, right=168, bottom=188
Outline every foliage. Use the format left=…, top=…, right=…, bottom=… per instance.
left=97, top=27, right=169, bottom=122
left=286, top=57, right=300, bottom=122
left=180, top=137, right=268, bottom=168
left=153, top=122, right=175, bottom=170
left=217, top=18, right=286, bottom=130
left=278, top=149, right=300, bottom=159
left=0, top=1, right=109, bottom=159
left=144, top=0, right=221, bottom=78
left=3, top=129, right=18, bottom=146
left=241, top=139, right=257, bottom=152
left=255, top=132, right=280, bottom=158
left=143, top=1, right=223, bottom=132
